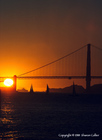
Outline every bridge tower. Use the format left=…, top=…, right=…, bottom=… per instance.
left=13, top=75, right=17, bottom=92
left=86, top=44, right=91, bottom=92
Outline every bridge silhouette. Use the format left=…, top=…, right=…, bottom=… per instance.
left=0, top=44, right=102, bottom=92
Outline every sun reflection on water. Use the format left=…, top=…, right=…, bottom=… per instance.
left=0, top=94, right=18, bottom=139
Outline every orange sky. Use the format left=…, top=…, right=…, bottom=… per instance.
left=0, top=0, right=102, bottom=91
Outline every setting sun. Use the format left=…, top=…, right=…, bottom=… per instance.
left=4, top=79, right=14, bottom=87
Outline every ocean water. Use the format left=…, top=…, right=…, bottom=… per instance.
left=0, top=92, right=102, bottom=140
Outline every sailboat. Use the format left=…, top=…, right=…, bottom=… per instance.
left=46, top=84, right=49, bottom=94
left=73, top=82, right=76, bottom=95
left=30, top=84, right=34, bottom=93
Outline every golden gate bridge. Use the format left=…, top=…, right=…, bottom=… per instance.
left=0, top=44, right=102, bottom=92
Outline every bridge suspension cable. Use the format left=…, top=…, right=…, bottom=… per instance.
left=91, top=44, right=102, bottom=51
left=18, top=45, right=87, bottom=77
left=91, top=44, right=102, bottom=77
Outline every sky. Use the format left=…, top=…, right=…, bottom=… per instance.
left=0, top=0, right=102, bottom=91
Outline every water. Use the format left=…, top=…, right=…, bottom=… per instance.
left=0, top=93, right=102, bottom=139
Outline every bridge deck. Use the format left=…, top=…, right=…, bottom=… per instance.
left=1, top=76, right=102, bottom=79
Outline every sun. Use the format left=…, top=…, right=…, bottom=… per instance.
left=4, top=79, right=14, bottom=87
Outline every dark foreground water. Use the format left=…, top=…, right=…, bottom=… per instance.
left=0, top=92, right=102, bottom=140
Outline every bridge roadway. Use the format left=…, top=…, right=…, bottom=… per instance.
left=0, top=76, right=102, bottom=79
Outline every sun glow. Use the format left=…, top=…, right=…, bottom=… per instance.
left=4, top=79, right=14, bottom=87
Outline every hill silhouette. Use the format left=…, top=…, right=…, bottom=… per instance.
left=49, top=84, right=102, bottom=94
left=90, top=84, right=102, bottom=94
left=49, top=84, right=85, bottom=94
left=17, top=88, right=28, bottom=92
